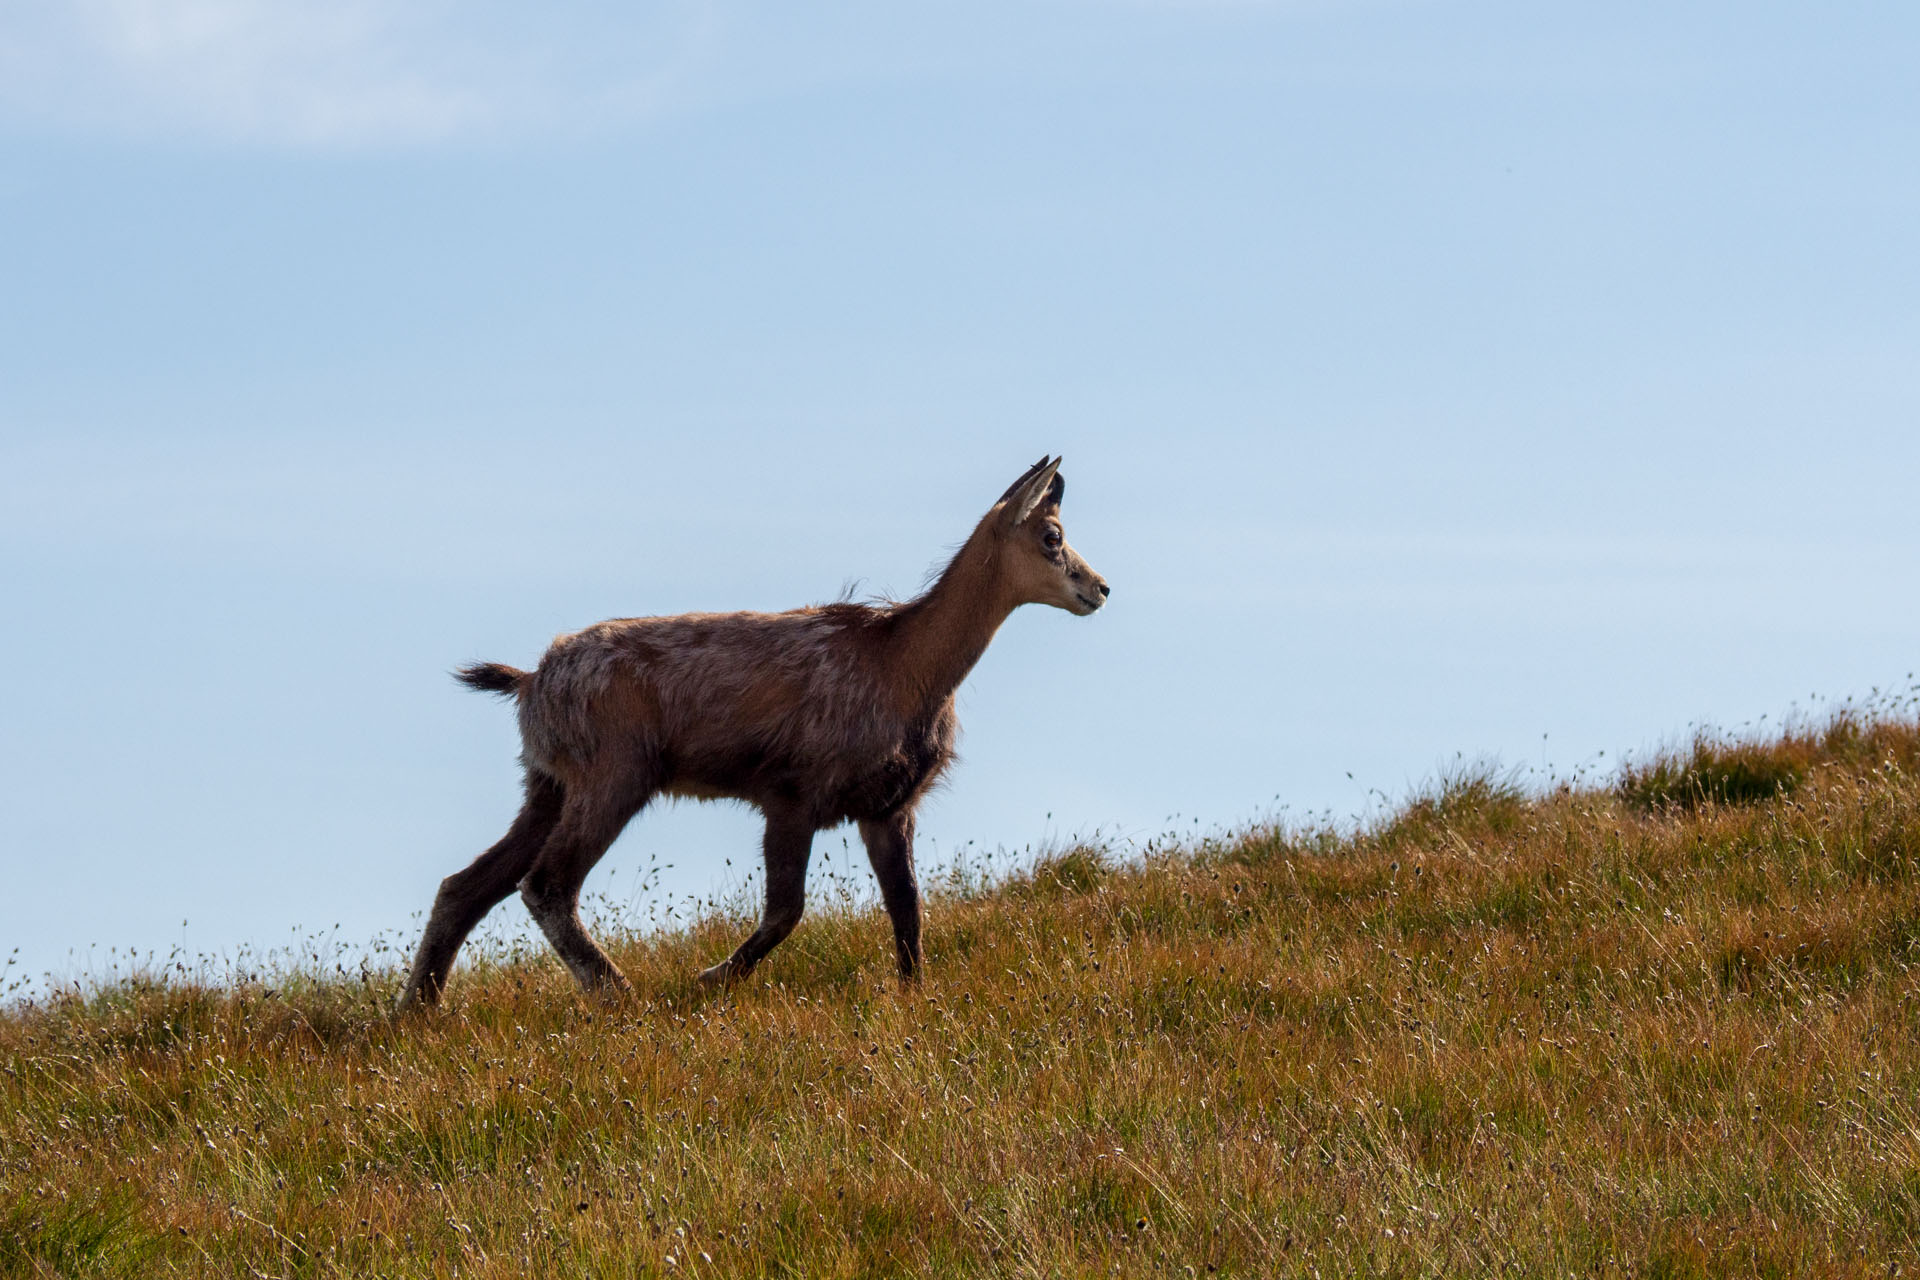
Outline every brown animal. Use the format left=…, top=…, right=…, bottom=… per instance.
left=399, top=456, right=1108, bottom=1008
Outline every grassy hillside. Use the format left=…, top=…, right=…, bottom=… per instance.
left=7, top=710, right=1920, bottom=1277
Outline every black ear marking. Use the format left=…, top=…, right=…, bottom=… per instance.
left=1044, top=471, right=1065, bottom=508
left=997, top=455, right=1054, bottom=505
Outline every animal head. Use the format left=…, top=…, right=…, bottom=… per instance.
left=988, top=456, right=1110, bottom=615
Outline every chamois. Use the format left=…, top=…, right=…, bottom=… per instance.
left=399, top=456, right=1108, bottom=1008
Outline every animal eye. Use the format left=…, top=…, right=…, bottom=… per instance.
left=1042, top=526, right=1063, bottom=549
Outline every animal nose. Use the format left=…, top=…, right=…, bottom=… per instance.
left=1097, top=582, right=1111, bottom=599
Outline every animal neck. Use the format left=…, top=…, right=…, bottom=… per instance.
left=889, top=533, right=1019, bottom=715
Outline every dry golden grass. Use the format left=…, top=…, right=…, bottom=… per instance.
left=7, top=712, right=1920, bottom=1277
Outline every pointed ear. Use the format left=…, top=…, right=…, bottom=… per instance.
left=996, top=455, right=1054, bottom=507
left=999, top=456, right=1062, bottom=527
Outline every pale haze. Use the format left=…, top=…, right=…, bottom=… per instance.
left=3, top=2, right=1916, bottom=991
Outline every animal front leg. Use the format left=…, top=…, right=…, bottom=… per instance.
left=859, top=810, right=922, bottom=981
left=700, top=806, right=813, bottom=986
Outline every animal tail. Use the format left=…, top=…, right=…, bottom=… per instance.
left=454, top=662, right=528, bottom=696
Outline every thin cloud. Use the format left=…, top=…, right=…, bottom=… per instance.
left=0, top=0, right=716, bottom=144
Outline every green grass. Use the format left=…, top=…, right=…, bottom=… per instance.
left=8, top=710, right=1920, bottom=1276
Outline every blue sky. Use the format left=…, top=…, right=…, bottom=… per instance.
left=3, top=2, right=1917, bottom=991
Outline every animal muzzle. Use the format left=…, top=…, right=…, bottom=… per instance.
left=1070, top=570, right=1111, bottom=614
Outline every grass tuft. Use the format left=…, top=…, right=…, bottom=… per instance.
left=1616, top=708, right=1920, bottom=813
left=1008, top=842, right=1112, bottom=898
left=1619, top=736, right=1806, bottom=811
left=1373, top=760, right=1528, bottom=852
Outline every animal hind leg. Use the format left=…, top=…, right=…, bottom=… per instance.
left=859, top=810, right=923, bottom=982
left=400, top=771, right=565, bottom=1010
left=519, top=770, right=652, bottom=998
left=699, top=804, right=814, bottom=986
